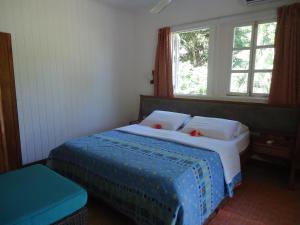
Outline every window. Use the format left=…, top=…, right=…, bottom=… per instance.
left=171, top=11, right=276, bottom=101
left=173, top=28, right=210, bottom=96
left=229, top=21, right=277, bottom=96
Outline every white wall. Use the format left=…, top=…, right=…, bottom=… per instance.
left=133, top=0, right=299, bottom=102
left=0, top=0, right=136, bottom=164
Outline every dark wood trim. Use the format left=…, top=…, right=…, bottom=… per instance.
left=138, top=95, right=144, bottom=121
left=0, top=32, right=22, bottom=172
left=290, top=121, right=300, bottom=188
left=0, top=88, right=8, bottom=172
left=139, top=95, right=300, bottom=112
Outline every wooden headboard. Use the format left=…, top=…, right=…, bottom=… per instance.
left=138, top=95, right=300, bottom=135
left=138, top=95, right=300, bottom=187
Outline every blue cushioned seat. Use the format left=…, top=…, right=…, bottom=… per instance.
left=0, top=164, right=87, bottom=225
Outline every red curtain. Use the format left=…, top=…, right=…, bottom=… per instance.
left=268, top=3, right=300, bottom=105
left=153, top=27, right=173, bottom=97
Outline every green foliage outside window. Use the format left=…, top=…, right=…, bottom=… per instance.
left=178, top=29, right=210, bottom=67
left=175, top=29, right=210, bottom=95
left=174, top=22, right=276, bottom=96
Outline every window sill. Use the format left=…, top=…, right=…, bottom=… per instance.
left=174, top=94, right=268, bottom=104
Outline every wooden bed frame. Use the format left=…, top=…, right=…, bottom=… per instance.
left=138, top=95, right=300, bottom=186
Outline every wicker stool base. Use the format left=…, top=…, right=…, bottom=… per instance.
left=52, top=206, right=88, bottom=225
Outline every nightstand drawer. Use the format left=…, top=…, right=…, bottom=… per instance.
left=250, top=129, right=297, bottom=189
left=253, top=144, right=290, bottom=159
left=253, top=145, right=272, bottom=155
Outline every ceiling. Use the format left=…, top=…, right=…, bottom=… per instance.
left=98, top=0, right=159, bottom=11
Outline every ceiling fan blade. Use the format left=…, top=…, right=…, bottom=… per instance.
left=150, top=0, right=172, bottom=14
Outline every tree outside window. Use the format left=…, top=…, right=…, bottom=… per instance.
left=173, top=28, right=210, bottom=96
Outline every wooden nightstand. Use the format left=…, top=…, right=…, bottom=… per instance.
left=251, top=132, right=297, bottom=189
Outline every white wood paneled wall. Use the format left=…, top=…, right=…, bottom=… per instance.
left=0, top=0, right=137, bottom=164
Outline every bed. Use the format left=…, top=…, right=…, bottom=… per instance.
left=47, top=95, right=300, bottom=225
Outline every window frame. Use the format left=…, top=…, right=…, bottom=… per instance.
left=172, top=25, right=215, bottom=97
left=170, top=9, right=276, bottom=102
left=228, top=19, right=276, bottom=98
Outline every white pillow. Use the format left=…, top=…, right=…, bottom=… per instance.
left=140, top=110, right=191, bottom=131
left=181, top=116, right=241, bottom=140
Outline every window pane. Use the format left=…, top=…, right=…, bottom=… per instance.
left=230, top=73, right=248, bottom=93
left=173, top=29, right=210, bottom=95
left=233, top=25, right=252, bottom=48
left=255, top=48, right=274, bottom=70
left=232, top=50, right=250, bottom=70
left=257, top=22, right=276, bottom=46
left=253, top=72, right=272, bottom=94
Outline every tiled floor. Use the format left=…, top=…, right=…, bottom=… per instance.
left=87, top=161, right=300, bottom=225
left=209, top=162, right=300, bottom=225
left=88, top=198, right=134, bottom=225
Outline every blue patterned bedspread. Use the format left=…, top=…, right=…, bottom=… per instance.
left=47, top=130, right=241, bottom=225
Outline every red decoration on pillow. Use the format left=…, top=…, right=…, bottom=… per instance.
left=190, top=130, right=202, bottom=137
left=153, top=124, right=162, bottom=129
